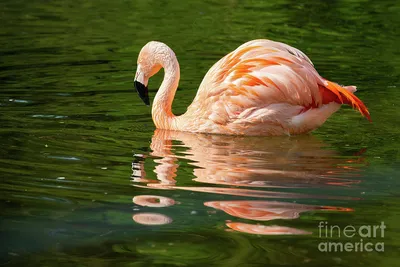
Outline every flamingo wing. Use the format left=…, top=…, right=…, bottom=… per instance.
left=188, top=39, right=370, bottom=129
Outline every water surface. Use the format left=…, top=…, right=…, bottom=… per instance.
left=1, top=0, right=399, bottom=266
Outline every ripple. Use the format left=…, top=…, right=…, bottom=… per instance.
left=7, top=98, right=32, bottom=104
left=172, top=186, right=358, bottom=200
left=109, top=232, right=246, bottom=263
left=32, top=114, right=68, bottom=119
left=46, top=155, right=80, bottom=161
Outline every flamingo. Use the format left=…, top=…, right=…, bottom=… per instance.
left=134, top=39, right=370, bottom=136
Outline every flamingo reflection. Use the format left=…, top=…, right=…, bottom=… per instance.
left=132, top=129, right=363, bottom=192
left=132, top=213, right=173, bottom=225
left=226, top=223, right=312, bottom=235
left=206, top=200, right=352, bottom=235
left=131, top=129, right=364, bottom=234
left=133, top=195, right=175, bottom=208
left=204, top=200, right=352, bottom=221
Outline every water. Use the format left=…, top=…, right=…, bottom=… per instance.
left=1, top=0, right=399, bottom=266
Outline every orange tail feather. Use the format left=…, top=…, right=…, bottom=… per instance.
left=319, top=81, right=371, bottom=122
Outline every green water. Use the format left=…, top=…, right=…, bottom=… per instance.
left=1, top=0, right=399, bottom=266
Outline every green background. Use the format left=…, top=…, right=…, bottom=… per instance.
left=0, top=0, right=399, bottom=266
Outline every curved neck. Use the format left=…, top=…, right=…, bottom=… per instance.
left=152, top=52, right=180, bottom=130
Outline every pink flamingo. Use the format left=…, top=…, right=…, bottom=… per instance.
left=134, top=40, right=370, bottom=136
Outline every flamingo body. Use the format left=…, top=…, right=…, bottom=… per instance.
left=134, top=40, right=370, bottom=136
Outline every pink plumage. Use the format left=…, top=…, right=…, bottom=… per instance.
left=134, top=39, right=370, bottom=136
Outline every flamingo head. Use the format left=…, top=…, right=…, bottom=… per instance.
left=134, top=42, right=163, bottom=106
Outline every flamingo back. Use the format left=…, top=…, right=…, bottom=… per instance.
left=182, top=39, right=369, bottom=135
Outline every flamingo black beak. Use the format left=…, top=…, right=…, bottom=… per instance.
left=134, top=80, right=150, bottom=106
